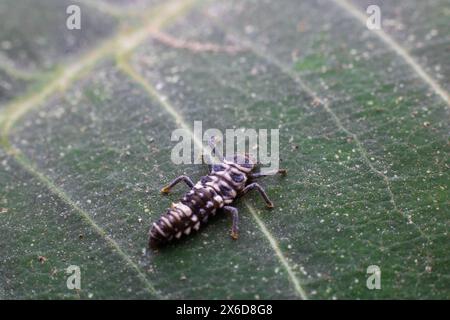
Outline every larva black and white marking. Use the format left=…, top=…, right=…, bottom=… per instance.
left=148, top=140, right=286, bottom=249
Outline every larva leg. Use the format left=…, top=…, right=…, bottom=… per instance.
left=223, top=206, right=239, bottom=240
left=239, top=183, right=274, bottom=208
left=249, top=169, right=287, bottom=179
left=161, top=175, right=194, bottom=194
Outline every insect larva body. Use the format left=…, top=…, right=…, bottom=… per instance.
left=148, top=143, right=286, bottom=249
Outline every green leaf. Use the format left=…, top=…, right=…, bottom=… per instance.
left=0, top=0, right=449, bottom=299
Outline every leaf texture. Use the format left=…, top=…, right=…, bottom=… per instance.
left=0, top=0, right=449, bottom=299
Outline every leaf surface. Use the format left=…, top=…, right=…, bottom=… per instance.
left=0, top=0, right=449, bottom=299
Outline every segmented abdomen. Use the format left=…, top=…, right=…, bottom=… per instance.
left=149, top=173, right=237, bottom=248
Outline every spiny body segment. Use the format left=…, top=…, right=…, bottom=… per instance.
left=149, top=145, right=286, bottom=249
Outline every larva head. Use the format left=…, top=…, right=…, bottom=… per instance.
left=222, top=154, right=255, bottom=173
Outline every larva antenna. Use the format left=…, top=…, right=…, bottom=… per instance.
left=207, top=135, right=223, bottom=163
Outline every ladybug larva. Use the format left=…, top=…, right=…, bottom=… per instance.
left=148, top=139, right=286, bottom=249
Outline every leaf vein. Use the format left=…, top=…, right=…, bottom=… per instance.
left=7, top=152, right=160, bottom=297
left=331, top=0, right=450, bottom=107
left=0, top=0, right=203, bottom=299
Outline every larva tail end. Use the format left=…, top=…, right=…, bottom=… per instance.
left=148, top=236, right=161, bottom=250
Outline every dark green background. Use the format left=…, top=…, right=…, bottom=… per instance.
left=0, top=0, right=449, bottom=299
